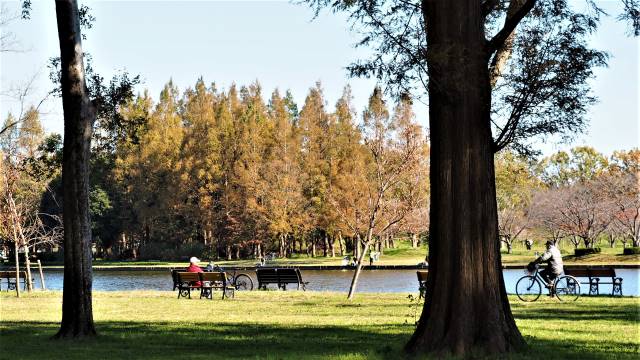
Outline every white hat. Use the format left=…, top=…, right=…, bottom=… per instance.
left=189, top=256, right=200, bottom=264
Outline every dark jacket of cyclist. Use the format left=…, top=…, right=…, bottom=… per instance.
left=530, top=241, right=563, bottom=285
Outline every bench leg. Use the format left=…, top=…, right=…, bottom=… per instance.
left=178, top=288, right=190, bottom=299
left=589, top=280, right=598, bottom=296
left=613, top=279, right=623, bottom=296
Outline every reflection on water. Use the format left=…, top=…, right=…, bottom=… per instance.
left=30, top=268, right=639, bottom=296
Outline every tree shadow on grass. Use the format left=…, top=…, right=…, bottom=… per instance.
left=0, top=321, right=408, bottom=360
left=512, top=302, right=639, bottom=324
left=513, top=337, right=640, bottom=360
left=2, top=303, right=638, bottom=360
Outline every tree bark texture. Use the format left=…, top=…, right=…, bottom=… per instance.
left=54, top=0, right=97, bottom=338
left=405, top=0, right=525, bottom=356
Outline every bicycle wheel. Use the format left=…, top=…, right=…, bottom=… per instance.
left=555, top=275, right=580, bottom=301
left=516, top=276, right=542, bottom=302
left=234, top=274, right=254, bottom=291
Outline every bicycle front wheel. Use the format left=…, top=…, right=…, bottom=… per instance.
left=516, top=275, right=542, bottom=302
left=555, top=275, right=580, bottom=301
left=234, top=274, right=254, bottom=291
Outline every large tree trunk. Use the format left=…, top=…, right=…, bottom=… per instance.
left=405, top=0, right=524, bottom=356
left=53, top=0, right=97, bottom=339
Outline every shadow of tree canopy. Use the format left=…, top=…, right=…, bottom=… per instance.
left=1, top=317, right=638, bottom=360
left=512, top=302, right=639, bottom=324
left=0, top=321, right=408, bottom=360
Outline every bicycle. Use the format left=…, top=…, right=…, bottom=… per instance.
left=225, top=269, right=254, bottom=291
left=206, top=266, right=254, bottom=291
left=515, top=264, right=580, bottom=302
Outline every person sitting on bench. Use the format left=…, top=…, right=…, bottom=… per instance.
left=187, top=256, right=204, bottom=286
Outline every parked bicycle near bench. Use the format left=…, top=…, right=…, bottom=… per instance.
left=205, top=263, right=254, bottom=291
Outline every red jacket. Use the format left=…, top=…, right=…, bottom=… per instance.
left=186, top=264, right=203, bottom=286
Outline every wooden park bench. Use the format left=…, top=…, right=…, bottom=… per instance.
left=175, top=272, right=202, bottom=299
left=200, top=272, right=235, bottom=300
left=417, top=270, right=428, bottom=299
left=0, top=271, right=30, bottom=291
left=564, top=267, right=623, bottom=296
left=174, top=271, right=236, bottom=299
left=256, top=268, right=308, bottom=291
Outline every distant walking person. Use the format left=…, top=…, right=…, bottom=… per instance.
left=524, top=239, right=533, bottom=251
left=369, top=251, right=379, bottom=266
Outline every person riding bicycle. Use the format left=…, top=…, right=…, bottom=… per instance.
left=528, top=240, right=564, bottom=288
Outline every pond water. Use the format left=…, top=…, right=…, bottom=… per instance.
left=25, top=268, right=640, bottom=296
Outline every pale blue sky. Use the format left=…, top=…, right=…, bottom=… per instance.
left=1, top=0, right=638, bottom=157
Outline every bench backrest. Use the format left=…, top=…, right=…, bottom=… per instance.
left=276, top=268, right=302, bottom=283
left=256, top=268, right=302, bottom=284
left=0, top=271, right=27, bottom=279
left=200, top=272, right=227, bottom=283
left=256, top=268, right=279, bottom=282
left=564, top=268, right=590, bottom=278
left=564, top=268, right=617, bottom=279
left=177, top=272, right=201, bottom=283
left=588, top=268, right=616, bottom=278
left=416, top=270, right=428, bottom=283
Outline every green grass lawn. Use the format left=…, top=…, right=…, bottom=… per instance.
left=0, top=291, right=638, bottom=359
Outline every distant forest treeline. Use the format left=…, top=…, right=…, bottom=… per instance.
left=1, top=79, right=638, bottom=261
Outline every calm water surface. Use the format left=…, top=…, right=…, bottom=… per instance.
left=31, top=268, right=639, bottom=296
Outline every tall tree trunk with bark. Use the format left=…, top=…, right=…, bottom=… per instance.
left=53, top=0, right=97, bottom=339
left=405, top=0, right=525, bottom=355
